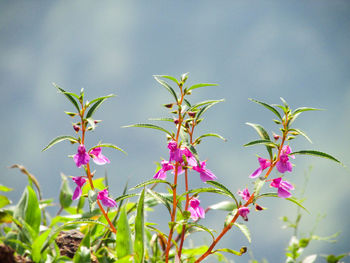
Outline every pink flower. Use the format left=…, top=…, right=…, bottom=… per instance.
left=153, top=160, right=174, bottom=179
left=73, top=145, right=90, bottom=168
left=250, top=157, right=271, bottom=178
left=238, top=206, right=250, bottom=221
left=188, top=198, right=205, bottom=220
left=168, top=140, right=183, bottom=163
left=237, top=188, right=251, bottom=201
left=276, top=145, right=294, bottom=173
left=193, top=161, right=217, bottom=182
left=90, top=147, right=110, bottom=165
left=97, top=189, right=117, bottom=208
left=72, top=176, right=86, bottom=200
left=270, top=177, right=294, bottom=198
left=183, top=148, right=197, bottom=167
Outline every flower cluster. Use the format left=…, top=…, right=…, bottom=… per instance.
left=73, top=145, right=110, bottom=168
left=153, top=140, right=216, bottom=182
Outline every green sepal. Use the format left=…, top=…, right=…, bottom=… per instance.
left=123, top=123, right=173, bottom=137
left=249, top=98, right=282, bottom=120
left=134, top=188, right=145, bottom=263
left=246, top=122, right=273, bottom=158
left=153, top=75, right=178, bottom=102
left=187, top=83, right=218, bottom=92
left=291, top=150, right=342, bottom=165
left=116, top=205, right=133, bottom=259
left=42, top=135, right=79, bottom=151
left=234, top=223, right=251, bottom=243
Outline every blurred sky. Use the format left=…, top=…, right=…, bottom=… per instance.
left=1, top=1, right=350, bottom=262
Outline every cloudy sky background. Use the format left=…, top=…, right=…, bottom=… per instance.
left=1, top=1, right=350, bottom=262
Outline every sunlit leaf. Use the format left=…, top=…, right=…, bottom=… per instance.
left=206, top=181, right=238, bottom=206
left=291, top=150, right=341, bottom=164
left=257, top=193, right=309, bottom=212
left=32, top=229, right=51, bottom=262
left=89, top=143, right=127, bottom=155
left=134, top=188, right=145, bottom=263
left=187, top=83, right=218, bottom=92
left=0, top=185, right=13, bottom=192
left=42, top=135, right=79, bottom=151
left=187, top=222, right=215, bottom=240
left=59, top=174, right=73, bottom=209
left=249, top=98, right=282, bottom=120
left=146, top=189, right=171, bottom=214
left=234, top=223, right=251, bottom=243
left=246, top=122, right=273, bottom=158
left=86, top=96, right=112, bottom=119
left=0, top=195, right=11, bottom=209
left=196, top=133, right=227, bottom=143
left=54, top=84, right=80, bottom=112
left=123, top=123, right=173, bottom=137
left=130, top=179, right=172, bottom=190
left=116, top=205, right=133, bottom=259
left=154, top=75, right=178, bottom=102
left=244, top=139, right=277, bottom=147
left=208, top=201, right=236, bottom=211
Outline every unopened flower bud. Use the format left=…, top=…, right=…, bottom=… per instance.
left=73, top=125, right=80, bottom=132
left=255, top=204, right=265, bottom=211
left=174, top=119, right=179, bottom=125
left=188, top=111, right=196, bottom=118
left=273, top=133, right=280, bottom=140
left=164, top=103, right=173, bottom=109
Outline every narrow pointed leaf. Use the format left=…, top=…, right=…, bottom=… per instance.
left=87, top=94, right=115, bottom=106
left=89, top=143, right=126, bottom=155
left=59, top=174, right=73, bottom=209
left=208, top=201, right=236, bottom=211
left=116, top=205, right=133, bottom=259
left=130, top=179, right=172, bottom=191
left=123, top=123, right=172, bottom=137
left=157, top=75, right=179, bottom=85
left=187, top=222, right=215, bottom=240
left=0, top=195, right=11, bottom=209
left=32, top=229, right=51, bottom=262
left=246, top=122, right=273, bottom=158
left=73, top=229, right=91, bottom=263
left=289, top=129, right=312, bottom=143
left=257, top=193, right=309, bottom=212
left=146, top=189, right=171, bottom=214
left=184, top=98, right=191, bottom=107
left=86, top=97, right=108, bottom=119
left=54, top=84, right=80, bottom=112
left=189, top=99, right=224, bottom=111
left=249, top=98, right=282, bottom=120
left=115, top=193, right=139, bottom=203
left=148, top=117, right=174, bottom=122
left=206, top=181, right=238, bottom=206
left=196, top=133, right=227, bottom=142
left=244, top=139, right=277, bottom=147
left=187, top=83, right=218, bottom=92
left=292, top=107, right=321, bottom=115
left=0, top=185, right=12, bottom=192
left=214, top=247, right=247, bottom=256
left=291, top=150, right=341, bottom=164
left=42, top=135, right=78, bottom=151
left=134, top=188, right=145, bottom=263
left=154, top=76, right=178, bottom=101
left=234, top=223, right=251, bottom=243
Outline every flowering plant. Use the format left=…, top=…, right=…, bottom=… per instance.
left=0, top=74, right=345, bottom=263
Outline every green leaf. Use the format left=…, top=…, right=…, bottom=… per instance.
left=86, top=96, right=111, bottom=119
left=86, top=117, right=96, bottom=130
left=88, top=190, right=97, bottom=213
left=130, top=179, right=172, bottom=190
left=291, top=150, right=341, bottom=164
left=54, top=84, right=80, bottom=112
left=14, top=185, right=41, bottom=239
left=195, top=99, right=224, bottom=120
left=59, top=174, right=73, bottom=209
left=0, top=195, right=11, bottom=209
left=123, top=123, right=173, bottom=137
left=253, top=177, right=266, bottom=196
left=257, top=193, right=309, bottom=212
left=249, top=98, right=282, bottom=120
left=302, top=254, right=317, bottom=263
left=292, top=107, right=321, bottom=115
left=32, top=229, right=51, bottom=262
left=82, top=178, right=106, bottom=195
left=146, top=189, right=172, bottom=214
left=0, top=185, right=13, bottom=192
left=187, top=83, right=218, bottom=92
left=189, top=99, right=224, bottom=111
left=246, top=122, right=273, bottom=158
left=208, top=201, right=236, bottom=211
left=243, top=139, right=277, bottom=147
left=154, top=75, right=178, bottom=102
left=289, top=129, right=312, bottom=143
left=89, top=143, right=127, bottom=155
left=87, top=94, right=115, bottom=107
left=196, top=133, right=227, bottom=142
left=134, top=188, right=145, bottom=263
left=148, top=117, right=174, bottom=122
left=187, top=222, right=215, bottom=240
left=115, top=193, right=139, bottom=203
left=116, top=205, right=133, bottom=259
left=206, top=181, right=238, bottom=206
left=42, top=135, right=78, bottom=151
left=156, top=75, right=179, bottom=85
left=234, top=223, right=251, bottom=243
